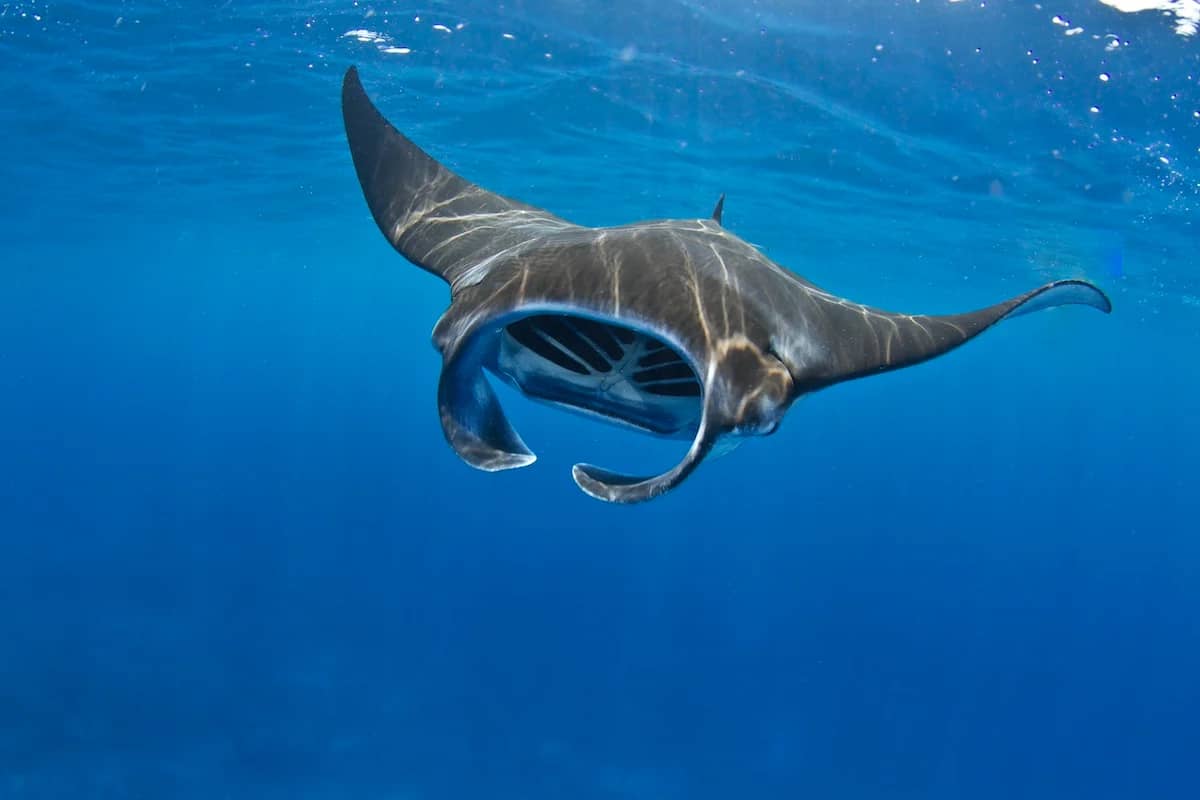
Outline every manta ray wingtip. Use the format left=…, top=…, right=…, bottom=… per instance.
left=1078, top=280, right=1113, bottom=314
left=342, top=64, right=362, bottom=94
left=1006, top=278, right=1114, bottom=320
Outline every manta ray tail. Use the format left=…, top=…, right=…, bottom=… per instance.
left=806, top=279, right=1112, bottom=389
left=342, top=66, right=571, bottom=289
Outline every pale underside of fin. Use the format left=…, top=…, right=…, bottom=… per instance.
left=437, top=345, right=536, bottom=472
left=572, top=416, right=716, bottom=504
left=1001, top=279, right=1112, bottom=319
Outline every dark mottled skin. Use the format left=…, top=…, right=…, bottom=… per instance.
left=342, top=67, right=1111, bottom=503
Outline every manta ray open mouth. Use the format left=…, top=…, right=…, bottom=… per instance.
left=489, top=313, right=703, bottom=438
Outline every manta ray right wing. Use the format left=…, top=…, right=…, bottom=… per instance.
left=341, top=66, right=575, bottom=290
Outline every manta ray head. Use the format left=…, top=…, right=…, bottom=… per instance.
left=708, top=335, right=796, bottom=437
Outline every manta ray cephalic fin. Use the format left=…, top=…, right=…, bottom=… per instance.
left=438, top=346, right=536, bottom=472
left=571, top=414, right=717, bottom=503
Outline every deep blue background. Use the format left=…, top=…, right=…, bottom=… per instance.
left=2, top=1, right=1198, bottom=797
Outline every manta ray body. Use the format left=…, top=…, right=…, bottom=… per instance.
left=341, top=66, right=1111, bottom=504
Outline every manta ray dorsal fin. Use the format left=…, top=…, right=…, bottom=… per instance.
left=572, top=416, right=717, bottom=504
left=711, top=194, right=725, bottom=225
left=341, top=66, right=576, bottom=288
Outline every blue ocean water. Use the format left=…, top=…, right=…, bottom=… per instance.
left=2, top=0, right=1198, bottom=797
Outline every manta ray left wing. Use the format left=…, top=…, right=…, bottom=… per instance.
left=341, top=66, right=576, bottom=290
left=799, top=279, right=1112, bottom=390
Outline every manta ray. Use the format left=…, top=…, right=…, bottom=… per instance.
left=341, top=66, right=1111, bottom=504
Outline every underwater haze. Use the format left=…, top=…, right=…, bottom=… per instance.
left=2, top=0, right=1198, bottom=797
